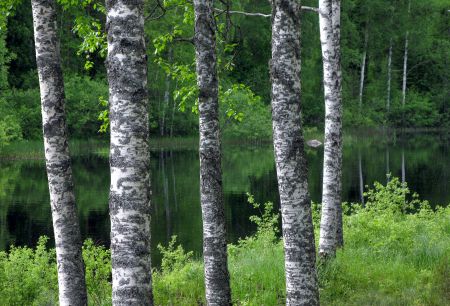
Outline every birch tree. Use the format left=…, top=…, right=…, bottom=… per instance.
left=402, top=0, right=411, bottom=107
left=359, top=26, right=369, bottom=110
left=31, top=0, right=87, bottom=304
left=387, top=38, right=393, bottom=112
left=270, top=0, right=319, bottom=304
left=193, top=0, right=231, bottom=304
left=106, top=0, right=153, bottom=304
left=318, top=0, right=344, bottom=257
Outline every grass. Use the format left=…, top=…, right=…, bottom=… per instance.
left=0, top=178, right=449, bottom=305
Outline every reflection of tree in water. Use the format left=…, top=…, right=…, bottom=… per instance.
left=2, top=134, right=450, bottom=256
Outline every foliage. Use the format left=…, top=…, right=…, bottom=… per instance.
left=2, top=180, right=448, bottom=305
left=388, top=91, right=441, bottom=128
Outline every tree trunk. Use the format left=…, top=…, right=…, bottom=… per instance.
left=31, top=1, right=87, bottom=304
left=318, top=0, right=344, bottom=257
left=402, top=0, right=411, bottom=107
left=270, top=0, right=319, bottom=304
left=387, top=39, right=393, bottom=112
left=402, top=32, right=409, bottom=107
left=193, top=1, right=231, bottom=305
left=169, top=82, right=177, bottom=138
left=106, top=0, right=153, bottom=304
left=359, top=26, right=368, bottom=110
left=160, top=48, right=173, bottom=137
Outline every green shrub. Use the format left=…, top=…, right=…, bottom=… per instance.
left=1, top=179, right=449, bottom=305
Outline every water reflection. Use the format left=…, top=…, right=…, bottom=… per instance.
left=0, top=132, right=449, bottom=265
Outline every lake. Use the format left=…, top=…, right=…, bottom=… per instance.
left=1, top=131, right=449, bottom=265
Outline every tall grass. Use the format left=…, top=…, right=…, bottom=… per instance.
left=0, top=178, right=449, bottom=305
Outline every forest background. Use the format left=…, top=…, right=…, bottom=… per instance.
left=0, top=0, right=449, bottom=145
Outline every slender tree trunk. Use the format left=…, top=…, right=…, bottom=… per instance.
left=318, top=0, right=343, bottom=257
left=387, top=39, right=393, bottom=112
left=359, top=26, right=368, bottom=110
left=402, top=32, right=409, bottom=107
left=270, top=0, right=319, bottom=304
left=169, top=82, right=177, bottom=138
left=193, top=1, right=231, bottom=305
left=31, top=1, right=87, bottom=304
left=160, top=48, right=173, bottom=137
left=358, top=150, right=364, bottom=205
left=402, top=0, right=411, bottom=107
left=106, top=0, right=153, bottom=304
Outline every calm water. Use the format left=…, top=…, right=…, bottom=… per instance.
left=1, top=132, right=449, bottom=264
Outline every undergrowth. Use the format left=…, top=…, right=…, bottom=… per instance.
left=0, top=178, right=449, bottom=305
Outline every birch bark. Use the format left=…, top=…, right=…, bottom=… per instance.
left=193, top=1, right=231, bottom=305
left=402, top=32, right=409, bottom=107
left=387, top=39, right=393, bottom=112
left=106, top=0, right=153, bottom=304
left=270, top=0, right=319, bottom=304
left=31, top=0, right=87, bottom=304
left=402, top=0, right=411, bottom=107
left=318, top=0, right=343, bottom=257
left=359, top=27, right=368, bottom=110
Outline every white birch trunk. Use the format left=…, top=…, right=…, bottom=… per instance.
left=318, top=0, right=343, bottom=257
left=31, top=0, right=87, bottom=304
left=402, top=0, right=411, bottom=107
left=387, top=39, right=393, bottom=112
left=359, top=27, right=368, bottom=110
left=193, top=1, right=231, bottom=304
left=106, top=0, right=153, bottom=304
left=402, top=31, right=409, bottom=107
left=270, top=0, right=319, bottom=304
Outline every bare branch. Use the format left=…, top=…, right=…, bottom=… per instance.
left=173, top=36, right=194, bottom=44
left=302, top=6, right=319, bottom=13
left=213, top=5, right=318, bottom=18
left=145, top=0, right=166, bottom=21
left=214, top=9, right=270, bottom=18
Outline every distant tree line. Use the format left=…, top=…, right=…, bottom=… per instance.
left=1, top=0, right=449, bottom=146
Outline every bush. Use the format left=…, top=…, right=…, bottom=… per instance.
left=1, top=179, right=449, bottom=305
left=388, top=91, right=440, bottom=128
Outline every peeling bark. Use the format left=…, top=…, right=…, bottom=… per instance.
left=106, top=0, right=153, bottom=304
left=318, top=0, right=344, bottom=257
left=270, top=0, right=319, bottom=304
left=193, top=1, right=231, bottom=305
left=31, top=0, right=87, bottom=304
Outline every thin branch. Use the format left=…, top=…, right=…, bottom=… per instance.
left=213, top=5, right=318, bottom=18
left=214, top=9, right=270, bottom=18
left=145, top=0, right=166, bottom=21
left=302, top=6, right=319, bottom=13
left=173, top=37, right=194, bottom=44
